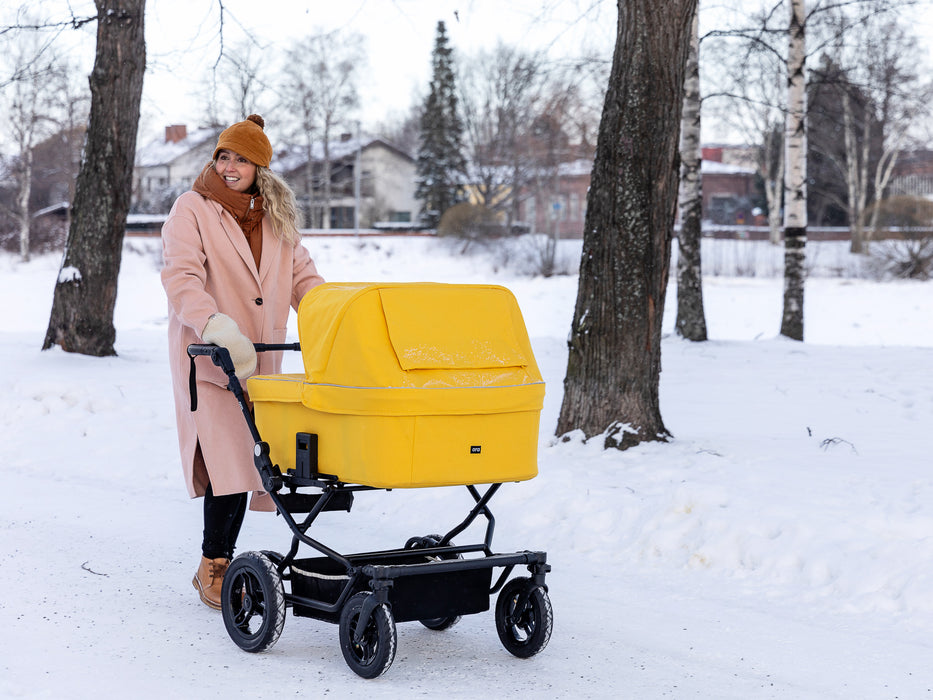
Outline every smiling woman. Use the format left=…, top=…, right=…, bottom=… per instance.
left=215, top=150, right=258, bottom=193
left=159, top=112, right=325, bottom=609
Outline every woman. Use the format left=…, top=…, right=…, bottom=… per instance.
left=161, top=114, right=324, bottom=609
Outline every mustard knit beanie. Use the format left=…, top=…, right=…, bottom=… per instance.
left=213, top=114, right=272, bottom=167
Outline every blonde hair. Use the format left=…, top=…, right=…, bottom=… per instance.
left=254, top=167, right=301, bottom=245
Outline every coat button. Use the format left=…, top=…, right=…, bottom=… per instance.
left=254, top=297, right=263, bottom=306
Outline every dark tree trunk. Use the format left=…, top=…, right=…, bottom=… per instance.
left=42, top=0, right=146, bottom=356
left=556, top=0, right=697, bottom=449
left=780, top=231, right=806, bottom=339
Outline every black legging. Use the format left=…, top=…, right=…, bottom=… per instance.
left=201, top=482, right=247, bottom=560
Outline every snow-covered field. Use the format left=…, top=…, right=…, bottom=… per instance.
left=1, top=235, right=932, bottom=698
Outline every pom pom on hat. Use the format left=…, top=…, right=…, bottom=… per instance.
left=213, top=114, right=272, bottom=167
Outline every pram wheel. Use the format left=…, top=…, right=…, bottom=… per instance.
left=495, top=577, right=553, bottom=658
left=221, top=552, right=286, bottom=653
left=338, top=592, right=397, bottom=678
left=404, top=534, right=462, bottom=631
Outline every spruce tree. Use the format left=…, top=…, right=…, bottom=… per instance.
left=415, top=21, right=467, bottom=227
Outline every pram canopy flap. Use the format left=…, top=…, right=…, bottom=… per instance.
left=379, top=285, right=527, bottom=371
left=295, top=283, right=543, bottom=402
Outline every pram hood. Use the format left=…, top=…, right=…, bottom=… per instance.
left=271, top=282, right=545, bottom=416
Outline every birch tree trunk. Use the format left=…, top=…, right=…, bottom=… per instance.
left=868, top=144, right=903, bottom=234
left=16, top=147, right=34, bottom=262
left=780, top=0, right=807, bottom=341
left=42, top=0, right=146, bottom=356
left=763, top=126, right=785, bottom=245
left=322, top=125, right=332, bottom=229
left=842, top=91, right=871, bottom=254
left=556, top=0, right=697, bottom=449
left=6, top=24, right=60, bottom=263
left=675, top=9, right=707, bottom=341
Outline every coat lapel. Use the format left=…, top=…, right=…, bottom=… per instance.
left=216, top=206, right=262, bottom=285
left=258, top=216, right=282, bottom=285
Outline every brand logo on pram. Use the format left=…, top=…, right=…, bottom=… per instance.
left=470, top=445, right=481, bottom=454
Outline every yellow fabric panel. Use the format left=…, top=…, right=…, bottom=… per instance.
left=296, top=282, right=372, bottom=383
left=409, top=412, right=538, bottom=486
left=247, top=374, right=304, bottom=403
left=378, top=285, right=527, bottom=370
left=295, top=282, right=543, bottom=390
left=298, top=381, right=545, bottom=416
left=252, top=400, right=539, bottom=488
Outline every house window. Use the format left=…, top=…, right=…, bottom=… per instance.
left=388, top=211, right=411, bottom=222
left=330, top=206, right=355, bottom=229
left=569, top=193, right=580, bottom=221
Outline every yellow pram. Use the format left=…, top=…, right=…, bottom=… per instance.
left=249, top=282, right=545, bottom=487
left=187, top=282, right=552, bottom=678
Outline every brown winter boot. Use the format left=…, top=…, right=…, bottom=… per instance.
left=192, top=556, right=230, bottom=610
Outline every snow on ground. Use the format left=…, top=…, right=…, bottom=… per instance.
left=1, top=235, right=932, bottom=698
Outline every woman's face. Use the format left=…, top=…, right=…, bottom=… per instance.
left=214, top=149, right=257, bottom=192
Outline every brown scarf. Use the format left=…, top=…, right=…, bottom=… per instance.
left=193, top=164, right=265, bottom=269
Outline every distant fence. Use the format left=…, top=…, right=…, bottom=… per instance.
left=692, top=225, right=933, bottom=241
left=126, top=217, right=933, bottom=242
left=124, top=217, right=433, bottom=238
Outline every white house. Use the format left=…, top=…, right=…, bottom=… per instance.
left=133, top=125, right=220, bottom=213
left=274, top=133, right=419, bottom=229
left=133, top=126, right=421, bottom=229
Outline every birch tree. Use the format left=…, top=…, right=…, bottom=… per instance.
left=704, top=10, right=787, bottom=245
left=457, top=42, right=546, bottom=226
left=302, top=30, right=363, bottom=229
left=1, top=15, right=68, bottom=261
left=814, top=11, right=933, bottom=253
left=780, top=0, right=807, bottom=341
left=281, top=40, right=320, bottom=227
left=206, top=39, right=271, bottom=125
left=676, top=8, right=707, bottom=341
left=557, top=0, right=697, bottom=448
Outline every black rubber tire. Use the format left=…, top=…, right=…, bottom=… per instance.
left=404, top=534, right=461, bottom=631
left=338, top=592, right=397, bottom=678
left=403, top=533, right=443, bottom=549
left=221, top=551, right=286, bottom=653
left=419, top=612, right=462, bottom=631
left=495, top=577, right=553, bottom=658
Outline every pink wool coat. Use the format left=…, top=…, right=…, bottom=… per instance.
left=161, top=190, right=324, bottom=510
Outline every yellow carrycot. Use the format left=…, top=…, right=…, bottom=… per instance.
left=247, top=282, right=545, bottom=488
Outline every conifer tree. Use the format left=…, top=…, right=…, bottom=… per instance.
left=415, top=20, right=467, bottom=227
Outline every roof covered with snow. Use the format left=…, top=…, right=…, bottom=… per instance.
left=135, top=127, right=220, bottom=168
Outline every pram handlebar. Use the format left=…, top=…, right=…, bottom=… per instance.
left=185, top=342, right=302, bottom=493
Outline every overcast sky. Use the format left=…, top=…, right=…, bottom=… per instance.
left=4, top=0, right=933, bottom=148
left=0, top=1, right=615, bottom=145
left=141, top=0, right=615, bottom=143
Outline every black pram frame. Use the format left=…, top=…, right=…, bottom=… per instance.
left=187, top=342, right=552, bottom=679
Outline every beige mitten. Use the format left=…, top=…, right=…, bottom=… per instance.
left=201, top=313, right=257, bottom=379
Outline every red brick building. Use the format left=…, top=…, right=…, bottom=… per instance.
left=515, top=147, right=759, bottom=237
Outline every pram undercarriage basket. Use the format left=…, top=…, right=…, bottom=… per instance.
left=187, top=282, right=552, bottom=678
